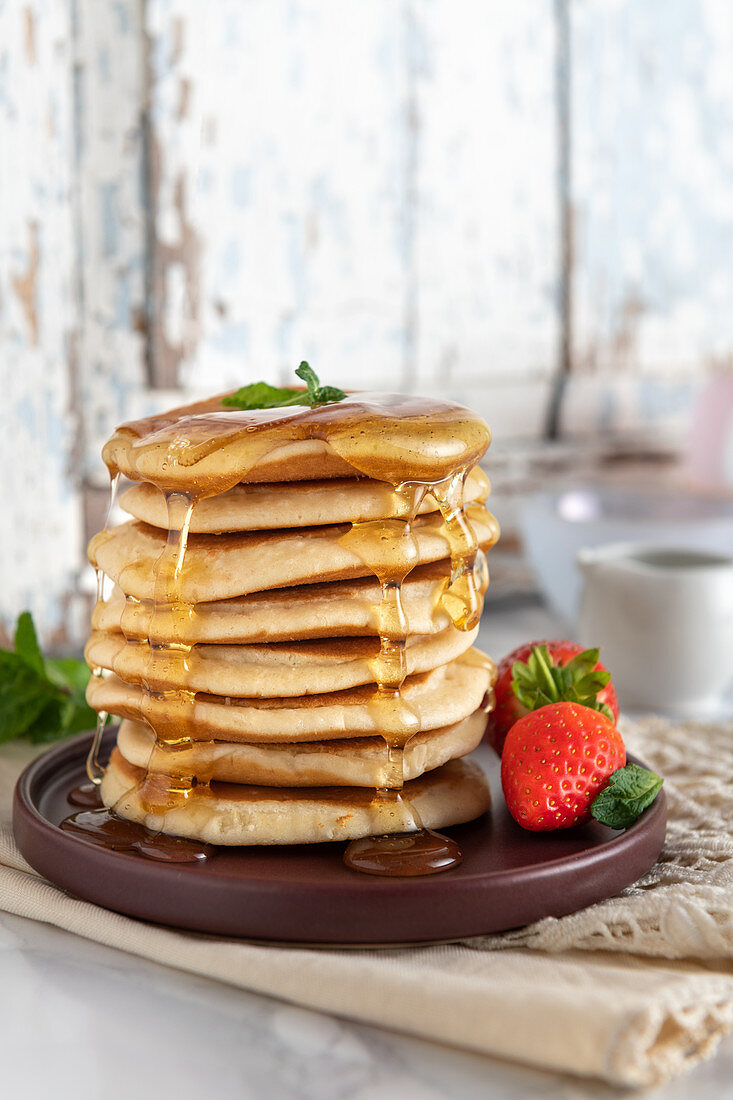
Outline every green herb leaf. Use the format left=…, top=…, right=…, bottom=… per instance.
left=295, top=361, right=320, bottom=396
left=58, top=692, right=100, bottom=740
left=312, top=384, right=347, bottom=403
left=24, top=698, right=65, bottom=744
left=45, top=657, right=93, bottom=694
left=0, top=612, right=98, bottom=745
left=14, top=610, right=44, bottom=675
left=0, top=649, right=58, bottom=743
left=295, top=361, right=346, bottom=405
left=222, top=363, right=346, bottom=412
left=591, top=764, right=664, bottom=830
left=221, top=382, right=304, bottom=410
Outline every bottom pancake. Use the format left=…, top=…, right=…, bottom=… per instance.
left=116, top=709, right=488, bottom=787
left=101, top=750, right=491, bottom=845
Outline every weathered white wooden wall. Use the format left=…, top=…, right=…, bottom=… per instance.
left=2, top=0, right=733, bottom=647
left=565, top=0, right=733, bottom=433
left=0, top=0, right=83, bottom=645
left=146, top=0, right=559, bottom=435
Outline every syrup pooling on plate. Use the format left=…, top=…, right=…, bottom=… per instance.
left=92, top=393, right=495, bottom=867
left=60, top=809, right=211, bottom=862
left=343, top=828, right=463, bottom=877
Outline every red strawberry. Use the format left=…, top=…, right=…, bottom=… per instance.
left=501, top=702, right=626, bottom=831
left=486, top=640, right=619, bottom=755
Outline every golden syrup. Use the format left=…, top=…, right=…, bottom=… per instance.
left=343, top=829, right=463, bottom=877
left=67, top=781, right=103, bottom=809
left=60, top=809, right=211, bottom=863
left=86, top=471, right=121, bottom=786
left=340, top=471, right=486, bottom=875
left=134, top=491, right=199, bottom=814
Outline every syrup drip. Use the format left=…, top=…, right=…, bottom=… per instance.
left=87, top=472, right=121, bottom=786
left=88, top=393, right=493, bottom=866
left=60, top=809, right=211, bottom=863
left=343, top=829, right=463, bottom=877
left=341, top=472, right=484, bottom=876
left=67, top=781, right=103, bottom=809
left=134, top=491, right=200, bottom=813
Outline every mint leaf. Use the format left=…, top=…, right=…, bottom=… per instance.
left=295, top=361, right=346, bottom=406
left=24, top=698, right=64, bottom=744
left=58, top=692, right=99, bottom=739
left=0, top=650, right=58, bottom=743
left=222, top=382, right=304, bottom=410
left=295, top=361, right=320, bottom=396
left=222, top=364, right=345, bottom=411
left=14, top=610, right=44, bottom=675
left=591, top=764, right=664, bottom=830
left=45, top=657, right=92, bottom=694
left=313, top=384, right=346, bottom=403
left=0, top=612, right=98, bottom=744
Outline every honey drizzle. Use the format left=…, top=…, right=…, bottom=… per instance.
left=133, top=492, right=199, bottom=814
left=342, top=467, right=487, bottom=876
left=87, top=472, right=121, bottom=786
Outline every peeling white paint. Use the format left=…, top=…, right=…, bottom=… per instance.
left=73, top=0, right=147, bottom=476
left=572, top=0, right=733, bottom=387
left=0, top=0, right=83, bottom=646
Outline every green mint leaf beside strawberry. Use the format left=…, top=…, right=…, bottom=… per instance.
left=591, top=764, right=664, bottom=830
left=222, top=363, right=345, bottom=411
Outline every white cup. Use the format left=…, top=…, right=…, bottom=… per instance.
left=577, top=543, right=733, bottom=716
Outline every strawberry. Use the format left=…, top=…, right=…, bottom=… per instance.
left=486, top=640, right=619, bottom=755
left=501, top=702, right=627, bottom=831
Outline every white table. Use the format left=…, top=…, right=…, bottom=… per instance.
left=3, top=598, right=732, bottom=1099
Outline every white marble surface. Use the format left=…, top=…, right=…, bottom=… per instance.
left=3, top=597, right=733, bottom=1099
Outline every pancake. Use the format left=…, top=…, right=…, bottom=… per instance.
left=120, top=467, right=490, bottom=533
left=86, top=649, right=496, bottom=741
left=101, top=750, right=491, bottom=844
left=85, top=624, right=480, bottom=698
left=116, top=709, right=488, bottom=787
left=92, top=562, right=455, bottom=642
left=89, top=506, right=499, bottom=603
left=103, top=392, right=491, bottom=491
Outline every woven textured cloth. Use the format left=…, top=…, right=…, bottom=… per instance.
left=467, top=715, right=733, bottom=959
left=1, top=717, right=732, bottom=1088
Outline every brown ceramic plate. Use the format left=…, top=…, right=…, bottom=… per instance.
left=13, top=729, right=666, bottom=946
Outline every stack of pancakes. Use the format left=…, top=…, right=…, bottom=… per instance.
left=85, top=394, right=499, bottom=846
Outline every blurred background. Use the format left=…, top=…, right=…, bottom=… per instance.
left=2, top=0, right=733, bottom=651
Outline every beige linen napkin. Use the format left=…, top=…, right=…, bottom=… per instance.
left=1, top=717, right=732, bottom=1089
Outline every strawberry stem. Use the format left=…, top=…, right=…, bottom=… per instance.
left=532, top=647, right=559, bottom=702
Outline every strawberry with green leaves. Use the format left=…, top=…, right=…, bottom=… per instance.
left=500, top=701, right=663, bottom=832
left=487, top=641, right=619, bottom=755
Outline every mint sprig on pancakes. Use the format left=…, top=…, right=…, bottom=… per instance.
left=0, top=611, right=99, bottom=744
left=223, top=362, right=346, bottom=410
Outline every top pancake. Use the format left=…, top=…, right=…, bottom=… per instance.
left=120, top=467, right=490, bottom=533
left=102, top=392, right=491, bottom=493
